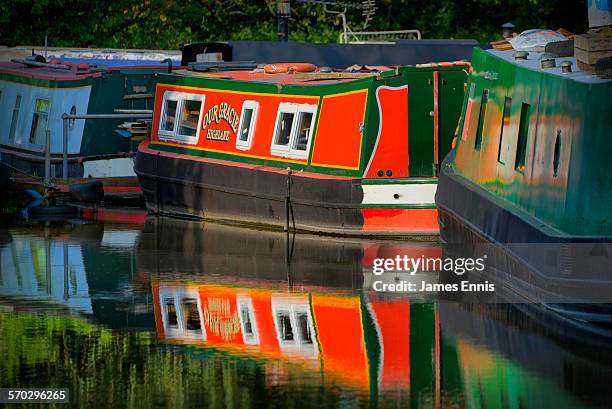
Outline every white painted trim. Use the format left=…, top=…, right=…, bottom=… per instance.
left=83, top=157, right=136, bottom=178
left=362, top=183, right=437, bottom=205
left=236, top=100, right=259, bottom=150
left=363, top=85, right=408, bottom=177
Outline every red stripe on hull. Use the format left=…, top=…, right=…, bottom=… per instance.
left=362, top=208, right=439, bottom=234
left=81, top=208, right=147, bottom=225
left=102, top=186, right=141, bottom=193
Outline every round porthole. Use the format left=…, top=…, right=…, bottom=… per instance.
left=68, top=106, right=77, bottom=128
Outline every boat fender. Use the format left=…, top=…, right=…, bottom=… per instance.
left=263, top=63, right=317, bottom=74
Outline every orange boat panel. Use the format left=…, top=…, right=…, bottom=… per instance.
left=310, top=90, right=368, bottom=170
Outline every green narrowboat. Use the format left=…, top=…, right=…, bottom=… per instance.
left=436, top=46, right=612, bottom=321
left=134, top=62, right=468, bottom=236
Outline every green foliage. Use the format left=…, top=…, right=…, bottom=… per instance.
left=0, top=0, right=589, bottom=48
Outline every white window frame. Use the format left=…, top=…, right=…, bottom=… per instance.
left=270, top=102, right=317, bottom=160
left=271, top=296, right=318, bottom=357
left=236, top=295, right=260, bottom=345
left=158, top=91, right=204, bottom=145
left=236, top=100, right=259, bottom=150
left=8, top=94, right=21, bottom=145
left=158, top=286, right=206, bottom=341
left=28, top=98, right=51, bottom=148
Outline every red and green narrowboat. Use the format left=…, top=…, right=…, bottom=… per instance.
left=151, top=279, right=442, bottom=399
left=134, top=62, right=468, bottom=236
left=436, top=46, right=612, bottom=321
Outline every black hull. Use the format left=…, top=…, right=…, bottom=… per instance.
left=136, top=216, right=365, bottom=289
left=134, top=146, right=369, bottom=236
left=436, top=151, right=612, bottom=322
left=0, top=161, right=11, bottom=188
left=1, top=148, right=141, bottom=200
left=1, top=146, right=84, bottom=179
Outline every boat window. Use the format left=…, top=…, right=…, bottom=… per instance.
left=161, top=99, right=178, bottom=132
left=497, top=97, right=512, bottom=163
left=553, top=130, right=561, bottom=177
left=515, top=102, right=531, bottom=172
left=275, top=112, right=295, bottom=146
left=178, top=99, right=202, bottom=137
left=182, top=299, right=201, bottom=331
left=240, top=305, right=254, bottom=336
left=474, top=89, right=489, bottom=150
left=237, top=296, right=259, bottom=345
left=158, top=91, right=204, bottom=144
left=165, top=299, right=178, bottom=327
left=276, top=311, right=294, bottom=342
left=68, top=105, right=77, bottom=128
left=9, top=95, right=21, bottom=144
left=295, top=312, right=313, bottom=344
left=293, top=112, right=314, bottom=151
left=460, top=83, right=476, bottom=141
left=236, top=100, right=259, bottom=150
left=29, top=98, right=50, bottom=146
left=271, top=103, right=317, bottom=159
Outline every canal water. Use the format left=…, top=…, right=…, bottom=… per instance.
left=1, top=212, right=611, bottom=408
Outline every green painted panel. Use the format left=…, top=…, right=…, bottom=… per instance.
left=80, top=69, right=165, bottom=156
left=361, top=177, right=436, bottom=185
left=410, top=303, right=436, bottom=407
left=452, top=47, right=612, bottom=236
left=438, top=70, right=469, bottom=166
left=407, top=71, right=435, bottom=177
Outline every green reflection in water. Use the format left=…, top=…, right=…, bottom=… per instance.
left=0, top=311, right=371, bottom=409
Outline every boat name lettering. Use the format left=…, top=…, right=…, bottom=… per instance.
left=206, top=129, right=230, bottom=141
left=202, top=102, right=239, bottom=133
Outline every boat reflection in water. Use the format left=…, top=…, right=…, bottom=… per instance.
left=139, top=217, right=612, bottom=408
left=1, top=216, right=611, bottom=407
left=0, top=210, right=152, bottom=329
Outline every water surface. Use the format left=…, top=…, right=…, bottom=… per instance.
left=1, top=214, right=611, bottom=408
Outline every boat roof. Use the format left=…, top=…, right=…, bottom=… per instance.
left=486, top=49, right=610, bottom=84
left=0, top=61, right=104, bottom=80
left=0, top=61, right=167, bottom=81
left=171, top=67, right=392, bottom=86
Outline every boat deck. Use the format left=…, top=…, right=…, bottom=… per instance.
left=487, top=49, right=610, bottom=84
left=173, top=68, right=386, bottom=85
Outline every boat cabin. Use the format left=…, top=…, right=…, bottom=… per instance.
left=0, top=58, right=167, bottom=185
left=148, top=63, right=468, bottom=179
